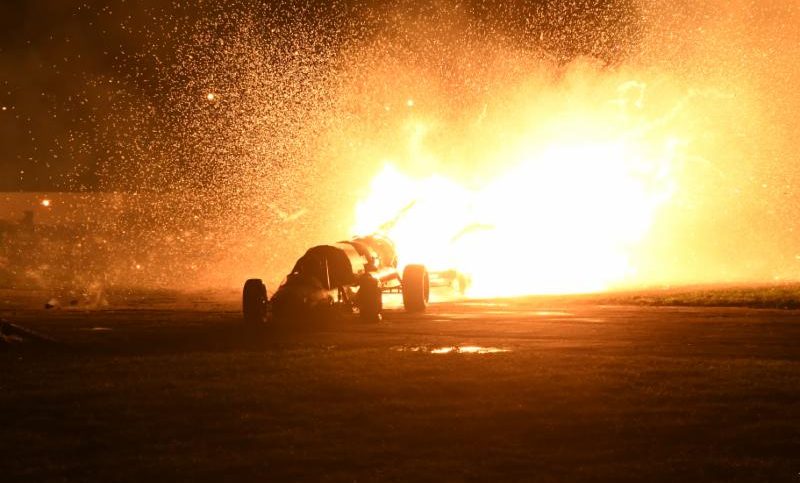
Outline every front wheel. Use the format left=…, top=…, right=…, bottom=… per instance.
left=243, top=279, right=268, bottom=323
left=402, top=264, right=429, bottom=312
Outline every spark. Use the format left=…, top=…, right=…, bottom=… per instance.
left=80, top=1, right=800, bottom=291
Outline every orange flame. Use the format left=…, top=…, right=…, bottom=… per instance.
left=353, top=82, right=680, bottom=297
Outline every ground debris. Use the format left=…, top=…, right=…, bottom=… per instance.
left=0, top=319, right=58, bottom=345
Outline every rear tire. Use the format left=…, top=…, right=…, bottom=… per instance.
left=243, top=279, right=268, bottom=323
left=402, top=264, right=429, bottom=312
left=358, top=274, right=382, bottom=321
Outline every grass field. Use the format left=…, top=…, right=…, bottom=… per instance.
left=597, top=283, right=800, bottom=310
left=482, top=283, right=800, bottom=310
left=1, top=290, right=800, bottom=481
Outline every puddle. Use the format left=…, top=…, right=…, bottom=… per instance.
left=431, top=345, right=510, bottom=354
left=394, top=345, right=510, bottom=354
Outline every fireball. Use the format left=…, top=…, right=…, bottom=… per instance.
left=353, top=80, right=680, bottom=297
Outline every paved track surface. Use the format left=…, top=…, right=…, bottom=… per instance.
left=8, top=294, right=800, bottom=360
left=2, top=293, right=799, bottom=481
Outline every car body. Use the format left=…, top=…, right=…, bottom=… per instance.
left=242, top=235, right=434, bottom=323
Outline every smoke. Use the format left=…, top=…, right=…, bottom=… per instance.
left=5, top=0, right=799, bottom=292
left=319, top=0, right=800, bottom=288
left=632, top=0, right=800, bottom=283
left=92, top=0, right=650, bottom=290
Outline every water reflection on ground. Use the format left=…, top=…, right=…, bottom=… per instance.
left=393, top=345, right=510, bottom=354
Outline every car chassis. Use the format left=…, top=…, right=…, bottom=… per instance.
left=242, top=235, right=467, bottom=322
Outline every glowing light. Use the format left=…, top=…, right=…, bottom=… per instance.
left=353, top=84, right=680, bottom=297
left=206, top=92, right=217, bottom=101
left=406, top=98, right=414, bottom=107
left=41, top=199, right=51, bottom=207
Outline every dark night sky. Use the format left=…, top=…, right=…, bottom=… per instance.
left=0, top=0, right=640, bottom=191
left=0, top=0, right=127, bottom=190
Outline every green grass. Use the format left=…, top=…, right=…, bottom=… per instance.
left=464, top=283, right=800, bottom=310
left=595, top=283, right=800, bottom=309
